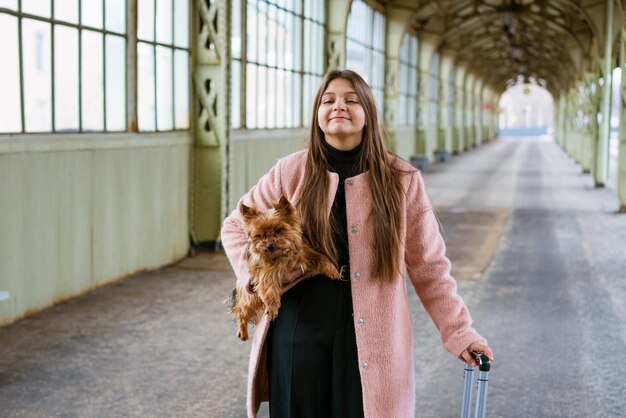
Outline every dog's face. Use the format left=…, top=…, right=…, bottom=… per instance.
left=241, top=196, right=301, bottom=259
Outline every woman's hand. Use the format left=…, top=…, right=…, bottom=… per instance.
left=460, top=341, right=494, bottom=367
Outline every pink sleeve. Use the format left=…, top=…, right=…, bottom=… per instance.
left=404, top=171, right=486, bottom=357
left=220, top=160, right=285, bottom=290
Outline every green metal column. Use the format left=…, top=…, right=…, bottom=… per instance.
left=416, top=67, right=427, bottom=156
left=190, top=0, right=230, bottom=245
left=455, top=66, right=465, bottom=153
left=554, top=96, right=560, bottom=145
left=435, top=55, right=449, bottom=162
left=449, top=64, right=459, bottom=154
left=563, top=87, right=578, bottom=159
left=415, top=38, right=437, bottom=164
left=617, top=28, right=626, bottom=211
left=326, top=0, right=351, bottom=70
left=572, top=81, right=583, bottom=164
left=556, top=96, right=565, bottom=147
left=466, top=77, right=475, bottom=148
left=384, top=7, right=412, bottom=154
left=596, top=0, right=614, bottom=187
left=384, top=60, right=399, bottom=153
left=582, top=72, right=601, bottom=174
left=475, top=81, right=484, bottom=145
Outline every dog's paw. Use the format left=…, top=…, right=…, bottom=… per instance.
left=323, top=262, right=341, bottom=280
left=266, top=305, right=280, bottom=321
left=237, top=322, right=250, bottom=341
left=237, top=328, right=249, bottom=341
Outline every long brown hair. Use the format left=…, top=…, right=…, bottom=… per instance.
left=298, top=70, right=406, bottom=282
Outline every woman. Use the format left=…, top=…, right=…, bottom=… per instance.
left=221, top=70, right=493, bottom=418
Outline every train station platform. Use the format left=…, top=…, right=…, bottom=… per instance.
left=1, top=136, right=625, bottom=417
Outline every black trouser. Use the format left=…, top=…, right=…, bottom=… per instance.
left=266, top=276, right=364, bottom=418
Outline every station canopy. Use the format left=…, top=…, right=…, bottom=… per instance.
left=380, top=0, right=617, bottom=97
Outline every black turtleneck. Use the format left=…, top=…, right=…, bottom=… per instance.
left=323, top=140, right=365, bottom=279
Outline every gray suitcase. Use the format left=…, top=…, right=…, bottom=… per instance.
left=460, top=352, right=492, bottom=418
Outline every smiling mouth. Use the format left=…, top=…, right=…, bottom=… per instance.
left=331, top=117, right=350, bottom=121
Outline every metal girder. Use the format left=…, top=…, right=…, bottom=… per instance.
left=377, top=0, right=605, bottom=96
left=191, top=0, right=230, bottom=243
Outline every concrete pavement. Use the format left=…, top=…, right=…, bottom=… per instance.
left=0, top=136, right=625, bottom=417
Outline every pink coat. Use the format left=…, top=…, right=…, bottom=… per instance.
left=220, top=150, right=486, bottom=418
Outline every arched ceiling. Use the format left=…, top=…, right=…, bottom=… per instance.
left=378, top=0, right=618, bottom=97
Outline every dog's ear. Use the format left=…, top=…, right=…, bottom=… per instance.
left=241, top=203, right=259, bottom=219
left=273, top=196, right=294, bottom=215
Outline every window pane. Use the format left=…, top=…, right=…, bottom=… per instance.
left=0, top=0, right=17, bottom=10
left=376, top=14, right=384, bottom=49
left=246, top=1, right=256, bottom=62
left=290, top=0, right=300, bottom=14
left=256, top=65, right=266, bottom=128
left=81, top=30, right=104, bottom=131
left=23, top=19, right=52, bottom=132
left=106, top=0, right=126, bottom=33
left=267, top=5, right=277, bottom=68
left=231, top=59, right=241, bottom=128
left=22, top=0, right=50, bottom=17
left=231, top=0, right=241, bottom=58
left=138, top=0, right=155, bottom=41
left=314, top=24, right=323, bottom=74
left=174, top=0, right=189, bottom=48
left=174, top=50, right=189, bottom=129
left=246, top=63, right=256, bottom=128
left=137, top=42, right=155, bottom=131
left=283, top=12, right=292, bottom=69
left=267, top=67, right=275, bottom=128
left=376, top=53, right=383, bottom=86
left=398, top=95, right=406, bottom=125
left=156, top=0, right=172, bottom=44
left=156, top=46, right=173, bottom=130
left=302, top=19, right=310, bottom=72
left=291, top=72, right=301, bottom=127
left=105, top=34, right=126, bottom=131
left=55, top=0, right=79, bottom=23
left=54, top=25, right=79, bottom=131
left=257, top=2, right=266, bottom=65
left=317, top=0, right=324, bottom=22
left=275, top=69, right=285, bottom=128
left=302, top=74, right=313, bottom=127
left=82, top=0, right=103, bottom=28
left=291, top=13, right=300, bottom=69
left=282, top=69, right=290, bottom=126
left=0, top=14, right=21, bottom=132
left=275, top=9, right=285, bottom=67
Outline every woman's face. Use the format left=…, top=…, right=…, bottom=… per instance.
left=317, top=78, right=366, bottom=151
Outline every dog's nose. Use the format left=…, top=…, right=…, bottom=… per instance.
left=267, top=243, right=275, bottom=252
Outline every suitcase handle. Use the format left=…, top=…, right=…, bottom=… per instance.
left=472, top=352, right=491, bottom=372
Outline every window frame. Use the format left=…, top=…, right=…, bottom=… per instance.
left=231, top=0, right=326, bottom=130
left=0, top=0, right=191, bottom=135
left=345, top=0, right=386, bottom=117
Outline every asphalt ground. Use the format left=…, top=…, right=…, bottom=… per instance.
left=0, top=136, right=625, bottom=417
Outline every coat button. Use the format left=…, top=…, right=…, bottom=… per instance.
left=357, top=318, right=364, bottom=325
left=347, top=179, right=354, bottom=186
left=362, top=362, right=369, bottom=370
left=351, top=225, right=358, bottom=233
left=353, top=272, right=360, bottom=280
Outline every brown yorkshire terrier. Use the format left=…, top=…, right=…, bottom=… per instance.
left=228, top=196, right=340, bottom=341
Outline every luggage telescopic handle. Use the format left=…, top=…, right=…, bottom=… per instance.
left=472, top=352, right=491, bottom=372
